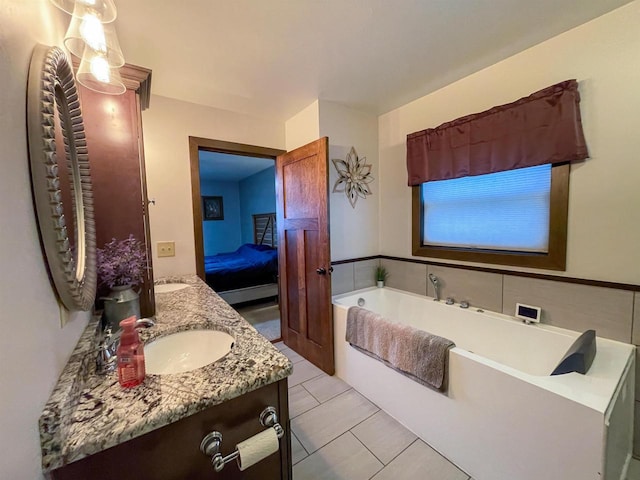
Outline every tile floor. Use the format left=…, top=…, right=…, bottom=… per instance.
left=274, top=342, right=471, bottom=480
left=274, top=341, right=640, bottom=480
left=235, top=299, right=281, bottom=340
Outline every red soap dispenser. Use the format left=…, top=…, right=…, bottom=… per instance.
left=117, top=316, right=146, bottom=388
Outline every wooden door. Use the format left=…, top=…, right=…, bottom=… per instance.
left=276, top=137, right=334, bottom=374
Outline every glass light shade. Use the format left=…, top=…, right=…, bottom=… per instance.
left=77, top=50, right=126, bottom=95
left=64, top=11, right=125, bottom=66
left=49, top=0, right=118, bottom=23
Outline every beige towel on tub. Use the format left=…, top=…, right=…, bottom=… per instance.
left=345, top=306, right=455, bottom=392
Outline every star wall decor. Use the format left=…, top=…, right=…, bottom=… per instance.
left=331, top=146, right=374, bottom=208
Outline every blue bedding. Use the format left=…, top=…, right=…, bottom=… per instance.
left=204, top=244, right=278, bottom=292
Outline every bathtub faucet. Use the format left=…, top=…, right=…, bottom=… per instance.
left=428, top=273, right=440, bottom=301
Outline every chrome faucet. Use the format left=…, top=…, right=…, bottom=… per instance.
left=96, top=326, right=119, bottom=374
left=95, top=318, right=155, bottom=374
left=428, top=273, right=440, bottom=301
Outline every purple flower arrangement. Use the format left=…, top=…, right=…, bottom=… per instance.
left=97, top=235, right=147, bottom=288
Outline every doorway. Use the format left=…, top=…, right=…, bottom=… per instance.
left=189, top=137, right=285, bottom=341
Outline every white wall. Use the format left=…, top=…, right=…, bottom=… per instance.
left=142, top=95, right=285, bottom=278
left=319, top=101, right=379, bottom=260
left=0, top=2, right=91, bottom=478
left=378, top=1, right=640, bottom=284
left=284, top=100, right=319, bottom=151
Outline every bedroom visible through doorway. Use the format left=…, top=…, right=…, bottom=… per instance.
left=190, top=139, right=285, bottom=342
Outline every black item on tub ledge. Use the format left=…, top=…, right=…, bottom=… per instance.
left=550, top=329, right=596, bottom=376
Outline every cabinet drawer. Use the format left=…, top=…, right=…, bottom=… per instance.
left=49, top=379, right=290, bottom=480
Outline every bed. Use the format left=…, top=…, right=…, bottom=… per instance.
left=205, top=213, right=279, bottom=305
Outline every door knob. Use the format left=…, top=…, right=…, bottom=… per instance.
left=316, top=267, right=326, bottom=275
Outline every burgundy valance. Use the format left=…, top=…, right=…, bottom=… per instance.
left=406, top=79, right=588, bottom=186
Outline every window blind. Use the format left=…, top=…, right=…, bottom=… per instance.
left=422, top=164, right=551, bottom=252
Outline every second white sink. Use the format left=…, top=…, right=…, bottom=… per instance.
left=145, top=330, right=234, bottom=375
left=155, top=283, right=190, bottom=294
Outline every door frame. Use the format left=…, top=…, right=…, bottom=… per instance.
left=188, top=136, right=285, bottom=280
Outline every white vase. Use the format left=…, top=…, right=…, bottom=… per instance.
left=377, top=281, right=384, bottom=288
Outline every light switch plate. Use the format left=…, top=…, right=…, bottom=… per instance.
left=157, top=241, right=175, bottom=257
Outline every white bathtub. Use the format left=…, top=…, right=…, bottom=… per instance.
left=333, top=287, right=635, bottom=480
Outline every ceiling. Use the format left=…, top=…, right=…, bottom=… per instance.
left=199, top=151, right=274, bottom=182
left=115, top=0, right=631, bottom=121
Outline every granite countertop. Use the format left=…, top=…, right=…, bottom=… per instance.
left=39, top=275, right=292, bottom=473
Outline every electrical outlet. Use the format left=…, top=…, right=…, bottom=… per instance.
left=157, top=241, right=175, bottom=257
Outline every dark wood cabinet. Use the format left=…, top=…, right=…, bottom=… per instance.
left=76, top=63, right=156, bottom=317
left=49, top=379, right=291, bottom=480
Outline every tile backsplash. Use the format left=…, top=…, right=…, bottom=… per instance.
left=427, top=264, right=503, bottom=312
left=354, top=259, right=379, bottom=291
left=633, top=294, right=640, bottom=345
left=331, top=263, right=356, bottom=295
left=331, top=256, right=639, bottom=457
left=503, top=275, right=633, bottom=342
left=380, top=259, right=426, bottom=295
left=331, top=259, right=379, bottom=295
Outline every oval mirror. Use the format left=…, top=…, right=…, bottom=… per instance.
left=27, top=45, right=97, bottom=311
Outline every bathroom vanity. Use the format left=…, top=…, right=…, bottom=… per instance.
left=40, top=276, right=293, bottom=479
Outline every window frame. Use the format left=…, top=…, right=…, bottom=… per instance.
left=411, top=163, right=570, bottom=270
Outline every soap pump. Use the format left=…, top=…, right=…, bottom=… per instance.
left=117, top=315, right=146, bottom=388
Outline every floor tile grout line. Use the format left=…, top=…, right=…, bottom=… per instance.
left=289, top=376, right=477, bottom=479
left=288, top=385, right=320, bottom=419
left=289, top=366, right=476, bottom=477
left=289, top=387, right=358, bottom=426
left=291, top=388, right=377, bottom=427
left=372, top=437, right=422, bottom=477
left=294, top=430, right=384, bottom=474
left=290, top=429, right=309, bottom=466
left=288, top=379, right=348, bottom=421
left=344, top=407, right=381, bottom=438
left=338, top=427, right=386, bottom=480
left=282, top=352, right=306, bottom=364
left=420, top=433, right=472, bottom=477
left=296, top=385, right=355, bottom=409
left=301, top=378, right=338, bottom=405
left=300, top=375, right=324, bottom=405
left=291, top=402, right=382, bottom=455
left=349, top=415, right=418, bottom=469
left=292, top=404, right=380, bottom=455
left=288, top=402, right=320, bottom=420
left=299, top=381, right=317, bottom=401
left=288, top=371, right=325, bottom=389
left=347, top=423, right=387, bottom=474
left=300, top=379, right=351, bottom=405
left=291, top=380, right=473, bottom=478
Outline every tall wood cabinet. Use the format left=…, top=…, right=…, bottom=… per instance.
left=75, top=63, right=155, bottom=317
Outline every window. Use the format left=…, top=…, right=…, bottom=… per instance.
left=412, top=163, right=569, bottom=270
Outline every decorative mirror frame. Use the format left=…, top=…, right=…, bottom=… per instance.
left=27, top=44, right=97, bottom=311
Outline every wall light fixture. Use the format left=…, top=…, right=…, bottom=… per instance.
left=50, top=0, right=126, bottom=95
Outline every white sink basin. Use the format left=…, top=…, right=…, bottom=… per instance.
left=145, top=330, right=234, bottom=375
left=155, top=283, right=190, bottom=293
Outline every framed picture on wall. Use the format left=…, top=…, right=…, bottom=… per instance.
left=203, top=196, right=224, bottom=220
